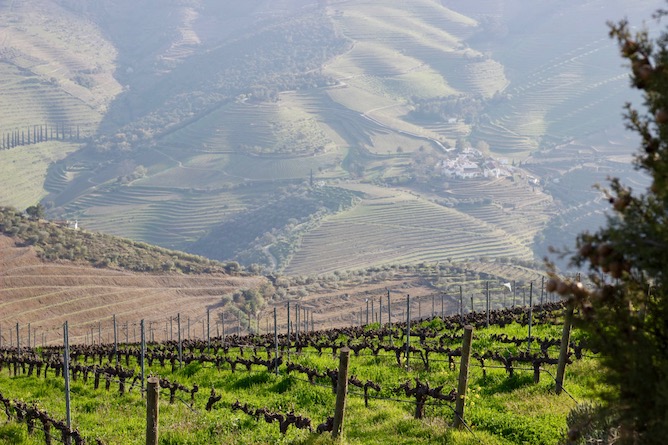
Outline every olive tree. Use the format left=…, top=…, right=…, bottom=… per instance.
left=25, top=203, right=45, bottom=220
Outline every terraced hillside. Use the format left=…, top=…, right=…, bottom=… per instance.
left=285, top=183, right=547, bottom=275
left=0, top=141, right=81, bottom=210
left=526, top=126, right=650, bottom=266
left=57, top=184, right=247, bottom=249
left=0, top=0, right=660, bottom=277
left=464, top=0, right=657, bottom=154
left=0, top=234, right=267, bottom=345
left=322, top=0, right=493, bottom=150
left=0, top=225, right=546, bottom=347
left=0, top=0, right=121, bottom=135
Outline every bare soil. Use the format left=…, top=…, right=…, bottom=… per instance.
left=0, top=234, right=534, bottom=347
left=0, top=235, right=266, bottom=345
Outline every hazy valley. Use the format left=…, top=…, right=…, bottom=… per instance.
left=0, top=2, right=664, bottom=443
left=0, top=0, right=657, bottom=276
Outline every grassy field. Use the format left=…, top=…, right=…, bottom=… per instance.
left=0, top=306, right=601, bottom=445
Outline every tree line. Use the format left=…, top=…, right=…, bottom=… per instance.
left=0, top=123, right=82, bottom=150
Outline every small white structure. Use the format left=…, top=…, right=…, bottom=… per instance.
left=440, top=152, right=513, bottom=180
left=66, top=220, right=79, bottom=230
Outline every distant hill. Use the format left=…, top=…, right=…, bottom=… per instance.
left=0, top=207, right=269, bottom=344
left=0, top=206, right=547, bottom=345
left=0, top=206, right=240, bottom=274
left=0, top=0, right=660, bottom=274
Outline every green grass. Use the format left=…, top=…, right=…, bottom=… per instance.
left=0, top=315, right=599, bottom=445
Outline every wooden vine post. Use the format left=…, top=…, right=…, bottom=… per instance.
left=146, top=377, right=160, bottom=445
left=287, top=301, right=291, bottom=361
left=113, top=314, right=118, bottom=367
left=454, top=325, right=473, bottom=428
left=485, top=281, right=490, bottom=327
left=332, top=347, right=351, bottom=440
left=206, top=308, right=210, bottom=349
left=459, top=285, right=463, bottom=321
left=221, top=312, right=226, bottom=346
left=387, top=289, right=392, bottom=344
left=177, top=313, right=183, bottom=368
left=555, top=304, right=574, bottom=394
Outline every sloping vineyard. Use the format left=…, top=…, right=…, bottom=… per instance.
left=0, top=302, right=597, bottom=445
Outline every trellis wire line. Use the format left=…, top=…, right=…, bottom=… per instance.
left=465, top=362, right=580, bottom=404
left=289, top=375, right=437, bottom=407
left=50, top=357, right=581, bottom=405
left=2, top=397, right=101, bottom=445
left=159, top=392, right=201, bottom=415
left=343, top=386, right=482, bottom=442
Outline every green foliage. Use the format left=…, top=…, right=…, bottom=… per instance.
left=549, top=10, right=668, bottom=443
left=477, top=373, right=535, bottom=395
left=232, top=288, right=265, bottom=316
left=0, top=424, right=27, bottom=444
left=422, top=317, right=445, bottom=330
left=408, top=95, right=486, bottom=124
left=0, top=316, right=597, bottom=445
left=272, top=375, right=297, bottom=394
left=160, top=431, right=206, bottom=445
left=470, top=407, right=563, bottom=445
left=24, top=204, right=45, bottom=220
left=233, top=372, right=272, bottom=389
left=363, top=322, right=381, bottom=331
left=191, top=185, right=360, bottom=269
left=0, top=206, right=242, bottom=275
left=180, top=362, right=202, bottom=378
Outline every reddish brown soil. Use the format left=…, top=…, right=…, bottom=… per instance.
left=0, top=234, right=445, bottom=346
left=0, top=234, right=534, bottom=346
left=0, top=235, right=266, bottom=345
